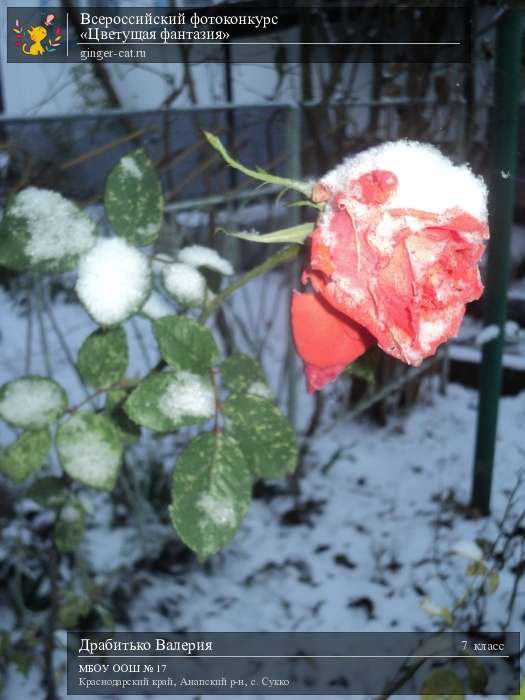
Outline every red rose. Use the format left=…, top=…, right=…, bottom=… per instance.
left=291, top=141, right=489, bottom=392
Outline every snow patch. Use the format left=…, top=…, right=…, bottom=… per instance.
left=119, top=155, right=142, bottom=179
left=178, top=245, right=234, bottom=276
left=158, top=371, right=215, bottom=424
left=474, top=324, right=500, bottom=346
left=320, top=140, right=488, bottom=222
left=162, top=262, right=207, bottom=307
left=418, top=317, right=448, bottom=353
left=248, top=381, right=272, bottom=399
left=75, top=238, right=151, bottom=325
left=0, top=377, right=64, bottom=428
left=197, top=492, right=236, bottom=527
left=12, top=187, right=96, bottom=265
left=59, top=415, right=120, bottom=489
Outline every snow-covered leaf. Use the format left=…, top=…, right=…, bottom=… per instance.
left=0, top=428, right=51, bottom=483
left=162, top=262, right=208, bottom=308
left=169, top=431, right=252, bottom=560
left=154, top=315, right=219, bottom=375
left=223, top=393, right=298, bottom=479
left=0, top=187, right=96, bottom=273
left=178, top=245, right=234, bottom=276
left=57, top=412, right=123, bottom=491
left=0, top=376, right=67, bottom=429
left=105, top=149, right=164, bottom=246
left=124, top=371, right=215, bottom=432
left=76, top=238, right=152, bottom=326
left=53, top=497, right=86, bottom=553
left=77, top=326, right=128, bottom=389
left=221, top=353, right=268, bottom=394
left=421, top=669, right=464, bottom=700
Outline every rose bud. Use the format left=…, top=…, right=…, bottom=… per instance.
left=291, top=140, right=489, bottom=392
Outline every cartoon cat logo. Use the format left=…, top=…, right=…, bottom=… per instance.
left=12, top=14, right=62, bottom=57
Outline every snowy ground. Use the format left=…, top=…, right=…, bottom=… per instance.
left=1, top=269, right=524, bottom=700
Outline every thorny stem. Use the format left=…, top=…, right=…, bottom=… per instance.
left=199, top=244, right=302, bottom=324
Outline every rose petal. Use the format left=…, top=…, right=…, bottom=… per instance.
left=290, top=291, right=374, bottom=391
left=351, top=170, right=398, bottom=205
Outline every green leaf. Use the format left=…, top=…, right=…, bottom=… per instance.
left=93, top=603, right=114, bottom=629
left=200, top=267, right=222, bottom=294
left=0, top=428, right=51, bottom=483
left=485, top=569, right=499, bottom=594
left=219, top=222, right=313, bottom=245
left=420, top=598, right=454, bottom=625
left=169, top=431, right=252, bottom=560
left=105, top=149, right=164, bottom=246
left=154, top=315, right=219, bottom=375
left=106, top=389, right=140, bottom=445
left=287, top=199, right=322, bottom=210
left=203, top=131, right=311, bottom=196
left=421, top=669, right=464, bottom=700
left=57, top=412, right=123, bottom=491
left=11, top=649, right=32, bottom=676
left=58, top=592, right=91, bottom=628
left=0, top=187, right=96, bottom=273
left=26, top=476, right=67, bottom=509
left=221, top=353, right=268, bottom=394
left=345, top=347, right=380, bottom=384
left=77, top=326, right=128, bottom=389
left=463, top=656, right=488, bottom=694
left=466, top=560, right=487, bottom=576
left=223, top=393, right=298, bottom=479
left=124, top=371, right=215, bottom=432
left=0, top=376, right=67, bottom=429
left=53, top=497, right=86, bottom=553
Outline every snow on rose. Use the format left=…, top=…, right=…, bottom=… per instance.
left=290, top=140, right=489, bottom=392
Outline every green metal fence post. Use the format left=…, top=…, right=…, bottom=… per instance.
left=470, top=10, right=523, bottom=515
